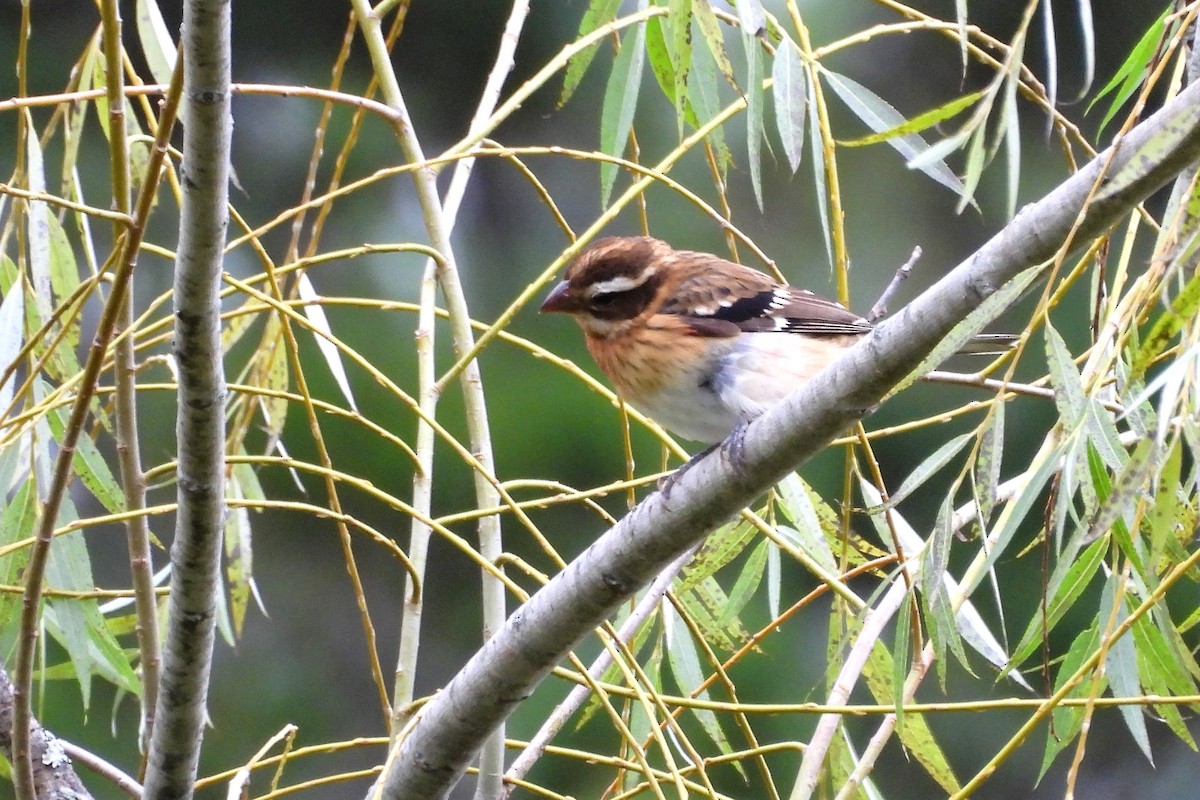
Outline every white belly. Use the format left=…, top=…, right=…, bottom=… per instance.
left=631, top=332, right=857, bottom=444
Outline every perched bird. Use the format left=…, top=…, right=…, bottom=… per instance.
left=540, top=236, right=1012, bottom=445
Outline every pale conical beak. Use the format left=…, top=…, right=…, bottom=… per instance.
left=539, top=280, right=581, bottom=314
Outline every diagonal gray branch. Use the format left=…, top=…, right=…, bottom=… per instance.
left=376, top=81, right=1200, bottom=800
left=139, top=0, right=231, bottom=797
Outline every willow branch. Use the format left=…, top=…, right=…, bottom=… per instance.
left=350, top=1, right=511, bottom=796
left=100, top=0, right=161, bottom=757
left=139, top=0, right=232, bottom=796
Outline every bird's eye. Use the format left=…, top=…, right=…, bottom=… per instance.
left=590, top=292, right=619, bottom=306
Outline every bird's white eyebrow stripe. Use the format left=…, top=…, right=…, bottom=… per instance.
left=587, top=267, right=656, bottom=296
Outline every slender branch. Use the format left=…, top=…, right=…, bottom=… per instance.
left=9, top=56, right=184, bottom=800
left=504, top=548, right=694, bottom=787
left=393, top=0, right=528, bottom=761
left=0, top=182, right=132, bottom=222
left=100, top=0, right=161, bottom=758
left=350, top=1, right=514, bottom=796
left=59, top=740, right=142, bottom=798
left=375, top=76, right=1200, bottom=800
left=791, top=577, right=910, bottom=800
left=867, top=247, right=920, bottom=323
left=139, top=0, right=231, bottom=795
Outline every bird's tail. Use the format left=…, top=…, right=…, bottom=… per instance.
left=957, top=333, right=1019, bottom=356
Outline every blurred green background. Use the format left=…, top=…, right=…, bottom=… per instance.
left=1, top=1, right=1193, bottom=798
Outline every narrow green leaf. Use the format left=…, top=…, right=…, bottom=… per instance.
left=298, top=273, right=357, bottom=412
left=45, top=500, right=141, bottom=705
left=1131, top=255, right=1200, bottom=383
left=212, top=546, right=236, bottom=646
left=1102, top=579, right=1153, bottom=762
left=1041, top=0, right=1058, bottom=114
left=893, top=592, right=912, bottom=729
left=1088, top=5, right=1169, bottom=136
left=1100, top=95, right=1200, bottom=208
left=1086, top=400, right=1127, bottom=472
left=922, top=496, right=972, bottom=686
left=135, top=0, right=178, bottom=87
left=807, top=68, right=833, bottom=267
left=221, top=297, right=260, bottom=355
left=560, top=0, right=624, bottom=106
left=1073, top=0, right=1096, bottom=100
left=86, top=48, right=152, bottom=194
left=674, top=575, right=748, bottom=652
left=1149, top=438, right=1183, bottom=573
left=862, top=479, right=1028, bottom=688
left=624, top=639, right=659, bottom=793
left=975, top=402, right=1005, bottom=522
left=822, top=70, right=964, bottom=195
left=862, top=639, right=962, bottom=793
left=63, top=31, right=102, bottom=196
left=665, top=605, right=739, bottom=769
left=599, top=24, right=647, bottom=206
left=688, top=31, right=731, bottom=170
left=828, top=732, right=856, bottom=798
left=678, top=517, right=756, bottom=592
left=225, top=472, right=253, bottom=635
left=954, top=0, right=968, bottom=69
left=776, top=473, right=838, bottom=574
left=717, top=538, right=767, bottom=627
left=1130, top=610, right=1200, bottom=749
left=46, top=215, right=82, bottom=360
left=691, top=0, right=735, bottom=85
left=25, top=127, right=53, bottom=324
left=906, top=127, right=970, bottom=173
left=45, top=405, right=126, bottom=514
left=644, top=15, right=676, bottom=105
left=0, top=481, right=37, bottom=638
left=668, top=0, right=692, bottom=135
left=0, top=260, right=26, bottom=410
left=771, top=39, right=806, bottom=172
left=1086, top=437, right=1153, bottom=552
left=261, top=333, right=290, bottom=441
left=743, top=31, right=765, bottom=210
left=956, top=123, right=987, bottom=213
left=1044, top=321, right=1087, bottom=428
left=1008, top=536, right=1106, bottom=669
left=1039, top=623, right=1101, bottom=781
left=43, top=599, right=95, bottom=707
left=234, top=459, right=266, bottom=506
left=89, top=48, right=112, bottom=141
left=1002, top=69, right=1022, bottom=218
left=766, top=539, right=780, bottom=619
left=839, top=90, right=983, bottom=148
left=732, top=0, right=765, bottom=34
left=868, top=432, right=973, bottom=513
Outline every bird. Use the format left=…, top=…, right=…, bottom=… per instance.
left=539, top=235, right=1014, bottom=447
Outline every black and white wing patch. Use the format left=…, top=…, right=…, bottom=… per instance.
left=660, top=254, right=872, bottom=338
left=714, top=287, right=871, bottom=335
